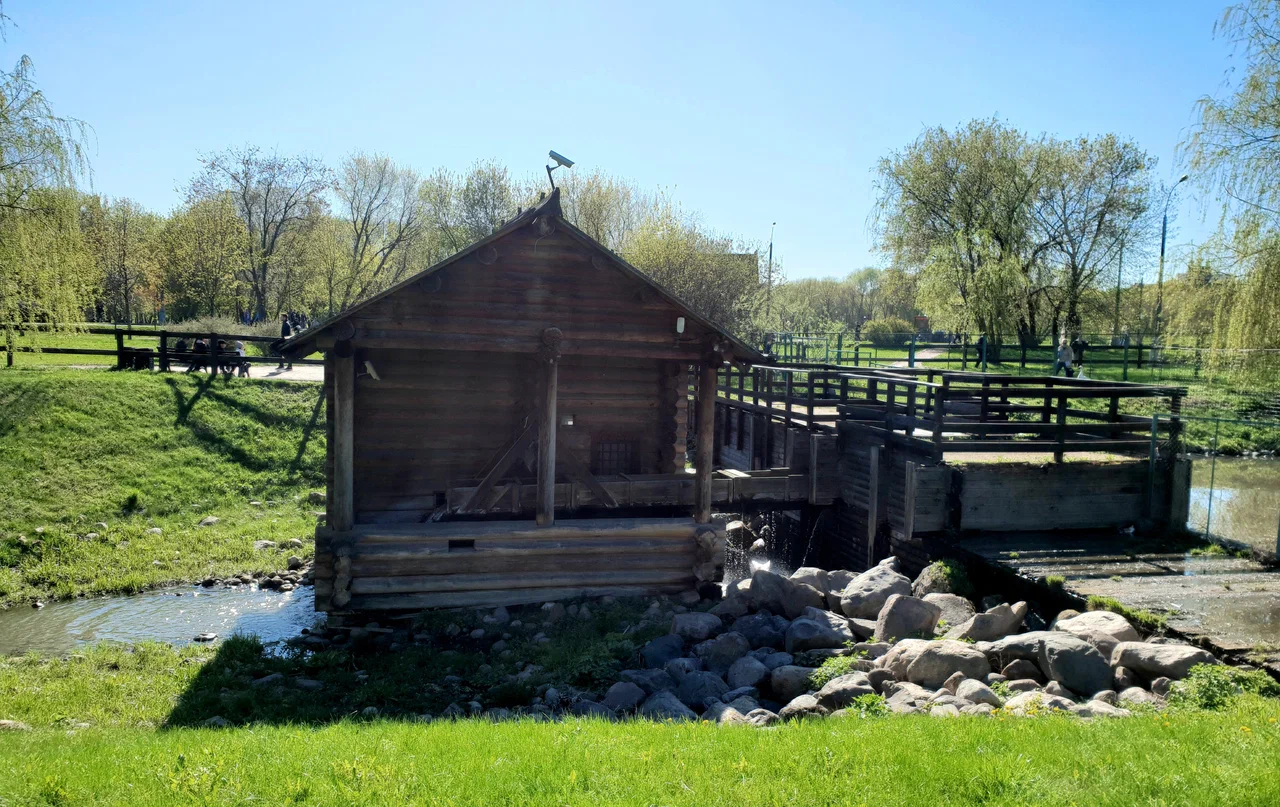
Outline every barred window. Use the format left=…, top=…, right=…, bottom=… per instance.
left=593, top=441, right=634, bottom=476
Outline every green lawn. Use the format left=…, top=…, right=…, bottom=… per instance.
left=0, top=368, right=325, bottom=604
left=0, top=699, right=1277, bottom=805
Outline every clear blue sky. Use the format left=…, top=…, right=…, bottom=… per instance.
left=6, top=0, right=1233, bottom=280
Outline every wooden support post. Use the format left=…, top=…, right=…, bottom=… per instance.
left=696, top=358, right=717, bottom=523
left=1122, top=341, right=1130, bottom=380
left=806, top=372, right=815, bottom=428
left=961, top=334, right=969, bottom=370
left=784, top=372, right=793, bottom=427
left=208, top=331, right=218, bottom=377
left=332, top=347, right=355, bottom=532
left=159, top=331, right=169, bottom=372
left=933, top=376, right=948, bottom=446
left=866, top=445, right=880, bottom=567
left=1108, top=394, right=1120, bottom=440
left=1020, top=342, right=1027, bottom=368
left=115, top=330, right=125, bottom=370
left=1054, top=393, right=1068, bottom=463
left=980, top=377, right=990, bottom=423
left=536, top=328, right=562, bottom=526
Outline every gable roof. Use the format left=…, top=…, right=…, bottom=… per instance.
left=276, top=188, right=765, bottom=363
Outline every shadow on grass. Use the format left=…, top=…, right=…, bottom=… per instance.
left=164, top=600, right=664, bottom=728
left=0, top=377, right=52, bottom=438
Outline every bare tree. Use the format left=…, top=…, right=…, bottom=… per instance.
left=190, top=146, right=329, bottom=320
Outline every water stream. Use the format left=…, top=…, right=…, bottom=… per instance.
left=1189, top=456, right=1280, bottom=555
left=0, top=585, right=320, bottom=656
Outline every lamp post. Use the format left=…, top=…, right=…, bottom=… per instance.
left=1152, top=174, right=1189, bottom=337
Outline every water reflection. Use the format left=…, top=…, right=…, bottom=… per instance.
left=1189, top=457, right=1280, bottom=554
left=0, top=585, right=320, bottom=656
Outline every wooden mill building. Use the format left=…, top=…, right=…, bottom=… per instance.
left=278, top=189, right=766, bottom=612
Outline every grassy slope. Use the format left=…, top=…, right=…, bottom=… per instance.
left=0, top=368, right=325, bottom=604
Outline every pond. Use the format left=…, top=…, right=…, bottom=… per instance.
left=0, top=584, right=320, bottom=656
left=1189, top=456, right=1280, bottom=555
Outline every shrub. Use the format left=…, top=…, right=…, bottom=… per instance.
left=921, top=559, right=975, bottom=598
left=809, top=653, right=866, bottom=689
left=1169, top=664, right=1280, bottom=710
left=862, top=317, right=915, bottom=348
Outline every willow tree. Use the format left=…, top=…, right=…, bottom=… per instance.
left=0, top=51, right=94, bottom=358
left=1182, top=0, right=1280, bottom=350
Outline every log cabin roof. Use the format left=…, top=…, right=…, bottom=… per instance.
left=276, top=188, right=765, bottom=363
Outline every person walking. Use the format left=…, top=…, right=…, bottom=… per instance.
left=1070, top=334, right=1088, bottom=375
left=1054, top=337, right=1075, bottom=377
left=278, top=314, right=293, bottom=371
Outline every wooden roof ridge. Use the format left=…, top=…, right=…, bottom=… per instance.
left=276, top=186, right=763, bottom=363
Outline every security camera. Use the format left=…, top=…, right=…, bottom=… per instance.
left=363, top=360, right=380, bottom=381
left=548, top=150, right=574, bottom=169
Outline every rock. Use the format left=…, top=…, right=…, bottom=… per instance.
left=945, top=602, right=1028, bottom=642
left=825, top=570, right=857, bottom=610
left=984, top=631, right=1056, bottom=665
left=202, top=716, right=231, bottom=728
left=1056, top=628, right=1120, bottom=660
left=838, top=558, right=911, bottom=618
left=785, top=612, right=854, bottom=653
left=1092, top=689, right=1118, bottom=705
left=880, top=638, right=931, bottom=681
left=1113, top=666, right=1137, bottom=691
left=1055, top=611, right=1140, bottom=643
left=285, top=538, right=304, bottom=549
left=193, top=632, right=218, bottom=642
left=912, top=562, right=964, bottom=597
left=601, top=682, right=647, bottom=712
left=1038, top=633, right=1112, bottom=697
left=570, top=700, right=614, bottom=718
left=490, top=606, right=510, bottom=625
left=779, top=693, right=827, bottom=721
left=814, top=672, right=875, bottom=710
left=253, top=540, right=277, bottom=551
left=747, top=569, right=826, bottom=619
left=620, top=669, right=676, bottom=694
left=1051, top=609, right=1081, bottom=628
left=1111, top=642, right=1218, bottom=681
left=541, top=602, right=566, bottom=622
left=664, top=657, right=703, bottom=683
left=641, top=634, right=686, bottom=668
left=1072, top=700, right=1132, bottom=718
left=286, top=555, right=303, bottom=571
left=790, top=567, right=830, bottom=595
left=884, top=681, right=932, bottom=711
left=146, top=527, right=163, bottom=535
left=728, top=656, right=771, bottom=690
left=675, top=671, right=729, bottom=709
left=770, top=665, right=817, bottom=702
left=1150, top=676, right=1172, bottom=697
left=639, top=691, right=698, bottom=721
left=1043, top=681, right=1072, bottom=699
left=853, top=641, right=891, bottom=660
left=469, top=628, right=485, bottom=640
left=867, top=668, right=896, bottom=694
left=923, top=593, right=976, bottom=632
left=198, top=516, right=220, bottom=527
left=956, top=679, right=1002, bottom=707
left=961, top=703, right=995, bottom=716
left=759, top=651, right=793, bottom=670
left=930, top=703, right=961, bottom=717
left=294, top=678, right=324, bottom=691
left=671, top=612, right=723, bottom=642
left=730, top=612, right=790, bottom=649
left=702, top=701, right=750, bottom=725
left=848, top=618, right=876, bottom=639
left=1006, top=679, right=1041, bottom=692
left=875, top=594, right=941, bottom=642
left=1002, top=691, right=1076, bottom=715
left=677, top=589, right=701, bottom=607
left=941, top=671, right=966, bottom=694
left=908, top=641, right=992, bottom=689
left=1118, top=686, right=1164, bottom=708
left=709, top=597, right=749, bottom=619
left=0, top=720, right=31, bottom=731
left=723, top=689, right=759, bottom=707
left=1001, top=659, right=1045, bottom=682
left=980, top=594, right=1006, bottom=611
left=693, top=631, right=751, bottom=675
left=251, top=672, right=285, bottom=687
left=744, top=708, right=780, bottom=727
left=440, top=703, right=466, bottom=719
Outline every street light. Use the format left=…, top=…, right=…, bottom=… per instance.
left=1152, top=174, right=1190, bottom=336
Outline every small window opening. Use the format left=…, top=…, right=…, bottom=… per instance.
left=593, top=441, right=635, bottom=476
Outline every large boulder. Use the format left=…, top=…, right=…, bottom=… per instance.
left=730, top=612, right=790, bottom=649
left=956, top=678, right=1002, bottom=708
left=903, top=640, right=991, bottom=689
left=825, top=570, right=857, bottom=611
left=638, top=691, right=698, bottom=721
left=664, top=657, right=702, bottom=683
left=693, top=632, right=752, bottom=676
left=770, top=665, right=817, bottom=702
left=813, top=672, right=876, bottom=710
left=671, top=612, right=723, bottom=642
left=675, top=671, right=730, bottom=710
left=880, top=639, right=932, bottom=681
left=727, top=656, right=771, bottom=690
left=778, top=693, right=827, bottom=721
left=709, top=596, right=750, bottom=620
left=641, top=634, right=686, bottom=668
left=790, top=567, right=829, bottom=594
left=601, top=682, right=646, bottom=712
left=1111, top=642, right=1218, bottom=681
left=757, top=650, right=794, bottom=670
left=838, top=557, right=911, bottom=619
left=748, top=570, right=825, bottom=619
left=702, top=701, right=751, bottom=726
left=620, top=668, right=676, bottom=694
left=785, top=609, right=855, bottom=653
left=944, top=602, right=1027, bottom=642
left=1072, top=700, right=1132, bottom=719
left=744, top=708, right=780, bottom=727
left=923, top=593, right=976, bottom=632
left=874, top=594, right=941, bottom=642
left=1038, top=633, right=1112, bottom=696
left=912, top=561, right=964, bottom=597
left=984, top=631, right=1057, bottom=666
left=1055, top=611, right=1140, bottom=643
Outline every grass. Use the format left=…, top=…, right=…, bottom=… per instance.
left=1087, top=595, right=1168, bottom=633
left=0, top=368, right=325, bottom=604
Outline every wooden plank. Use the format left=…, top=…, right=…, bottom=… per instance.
left=458, top=422, right=537, bottom=513
left=349, top=567, right=693, bottom=595
left=557, top=445, right=619, bottom=508
left=346, top=583, right=690, bottom=611
left=352, top=516, right=698, bottom=543
left=695, top=359, right=717, bottom=523
left=332, top=351, right=355, bottom=532
left=537, top=342, right=559, bottom=526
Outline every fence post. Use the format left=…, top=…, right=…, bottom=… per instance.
left=854, top=343, right=860, bottom=367
left=1122, top=342, right=1130, bottom=381
left=1020, top=341, right=1027, bottom=368
left=208, top=331, right=218, bottom=377
left=1146, top=414, right=1159, bottom=517
left=1137, top=336, right=1144, bottom=370
left=836, top=333, right=844, bottom=366
left=115, top=330, right=125, bottom=370
left=908, top=334, right=916, bottom=368
left=159, top=331, right=169, bottom=372
left=1053, top=394, right=1067, bottom=463
left=1205, top=419, right=1220, bottom=539
left=784, top=371, right=793, bottom=427
left=961, top=334, right=968, bottom=370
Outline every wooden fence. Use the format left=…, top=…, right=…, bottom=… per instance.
left=0, top=326, right=322, bottom=372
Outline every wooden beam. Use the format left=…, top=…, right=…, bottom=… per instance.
left=332, top=349, right=355, bottom=532
left=537, top=328, right=562, bottom=526
left=557, top=445, right=619, bottom=507
left=695, top=357, right=717, bottom=523
left=457, top=421, right=536, bottom=513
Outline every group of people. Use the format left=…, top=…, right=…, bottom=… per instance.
left=1054, top=335, right=1089, bottom=377
left=173, top=337, right=251, bottom=377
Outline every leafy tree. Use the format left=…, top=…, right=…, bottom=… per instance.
left=158, top=192, right=246, bottom=319
left=86, top=197, right=160, bottom=323
left=189, top=146, right=329, bottom=321
left=558, top=169, right=648, bottom=251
